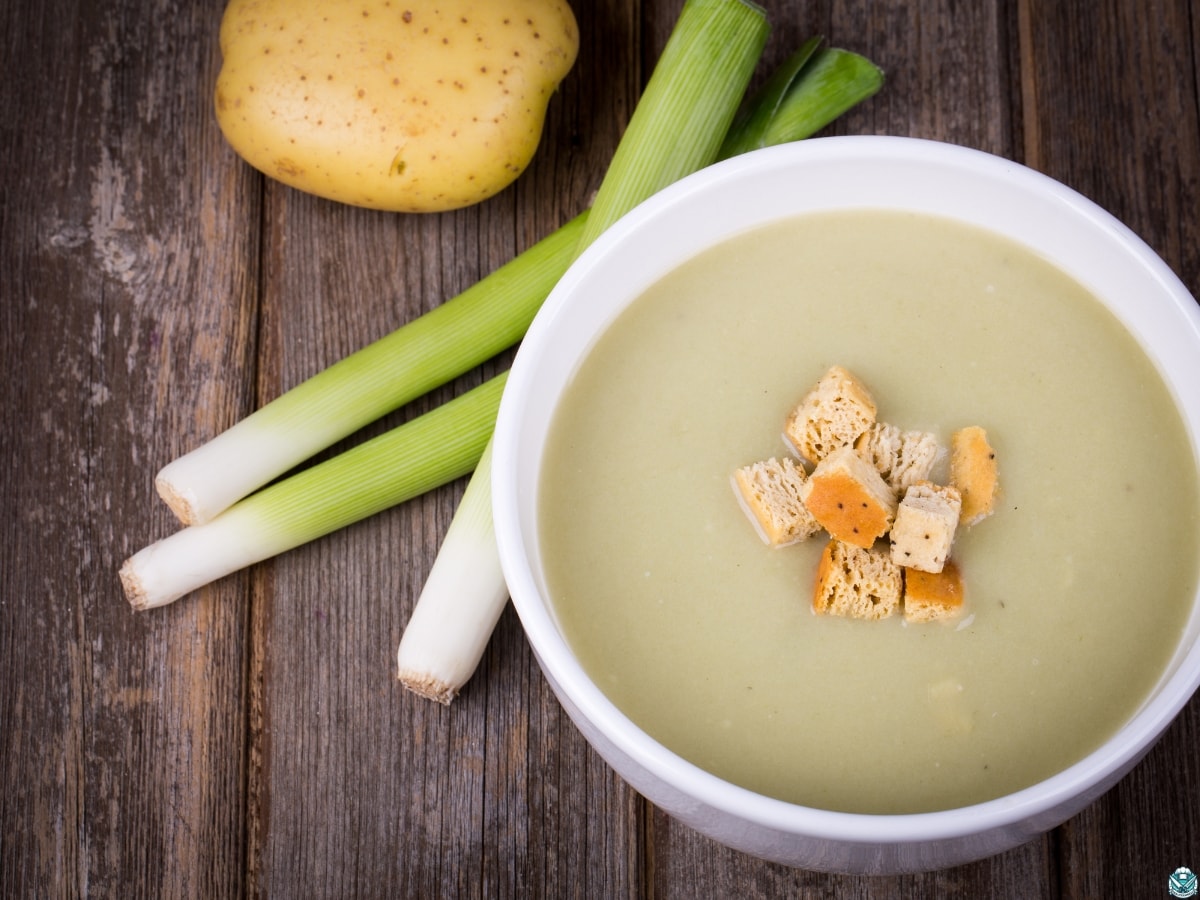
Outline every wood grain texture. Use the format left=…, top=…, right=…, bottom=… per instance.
left=2, top=0, right=1197, bottom=898
left=2, top=0, right=254, bottom=898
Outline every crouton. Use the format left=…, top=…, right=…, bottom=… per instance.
left=732, top=457, right=822, bottom=547
left=855, top=422, right=943, bottom=492
left=889, top=482, right=962, bottom=573
left=904, top=560, right=965, bottom=624
left=950, top=426, right=999, bottom=525
left=799, top=445, right=897, bottom=549
left=784, top=365, right=877, bottom=464
left=812, top=539, right=903, bottom=620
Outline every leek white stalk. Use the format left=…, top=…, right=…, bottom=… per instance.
left=122, top=374, right=505, bottom=609
left=395, top=443, right=506, bottom=704
left=397, top=0, right=770, bottom=700
left=155, top=214, right=586, bottom=526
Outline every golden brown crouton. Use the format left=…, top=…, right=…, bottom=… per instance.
left=799, top=446, right=897, bottom=549
left=813, top=539, right=903, bottom=620
left=903, top=560, right=965, bottom=623
left=732, top=457, right=822, bottom=547
left=950, top=426, right=1000, bottom=525
left=784, top=365, right=877, bottom=465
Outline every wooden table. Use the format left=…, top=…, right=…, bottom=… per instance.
left=3, top=1, right=1198, bottom=896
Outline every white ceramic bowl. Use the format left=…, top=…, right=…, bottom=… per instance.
left=491, top=136, right=1200, bottom=873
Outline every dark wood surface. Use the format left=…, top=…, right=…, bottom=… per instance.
left=3, top=1, right=1198, bottom=897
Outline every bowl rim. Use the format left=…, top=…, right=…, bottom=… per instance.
left=493, top=135, right=1200, bottom=844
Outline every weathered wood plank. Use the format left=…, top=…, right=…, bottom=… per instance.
left=649, top=810, right=1055, bottom=899
left=0, top=0, right=254, bottom=898
left=826, top=0, right=1017, bottom=154
left=245, top=2, right=644, bottom=896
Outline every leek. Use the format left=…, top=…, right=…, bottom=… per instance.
left=397, top=0, right=771, bottom=702
left=150, top=37, right=881, bottom=533
left=571, top=0, right=769, bottom=251
left=395, top=443, right=506, bottom=704
left=122, top=374, right=505, bottom=610
left=717, top=42, right=884, bottom=159
left=398, top=36, right=883, bottom=702
left=758, top=46, right=883, bottom=148
left=155, top=216, right=585, bottom=526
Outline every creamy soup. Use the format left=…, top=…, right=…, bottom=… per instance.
left=538, top=210, right=1200, bottom=815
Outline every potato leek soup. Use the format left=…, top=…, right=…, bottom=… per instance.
left=536, top=209, right=1200, bottom=815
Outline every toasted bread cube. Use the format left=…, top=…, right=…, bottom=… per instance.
left=784, top=365, right=877, bottom=465
left=799, top=446, right=897, bottom=549
left=889, top=482, right=962, bottom=573
left=904, top=560, right=965, bottom=623
left=812, top=539, right=902, bottom=620
left=950, top=426, right=999, bottom=525
left=855, top=422, right=943, bottom=492
left=732, top=457, right=822, bottom=547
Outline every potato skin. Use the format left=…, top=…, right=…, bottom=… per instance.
left=214, top=0, right=578, bottom=212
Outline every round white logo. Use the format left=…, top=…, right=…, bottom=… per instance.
left=1169, top=867, right=1198, bottom=898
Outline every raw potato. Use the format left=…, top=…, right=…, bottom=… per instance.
left=215, top=0, right=579, bottom=212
